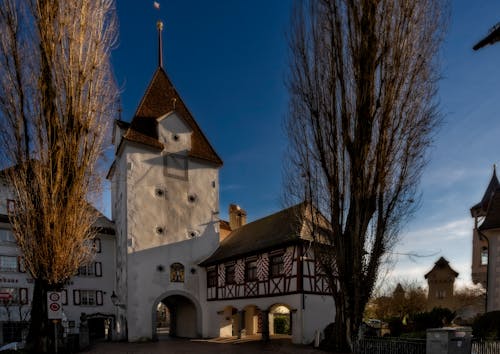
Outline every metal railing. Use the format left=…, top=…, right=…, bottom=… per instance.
left=354, top=337, right=426, bottom=354
left=472, top=340, right=500, bottom=354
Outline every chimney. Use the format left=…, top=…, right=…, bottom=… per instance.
left=229, top=204, right=247, bottom=230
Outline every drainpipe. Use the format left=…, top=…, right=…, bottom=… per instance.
left=475, top=217, right=490, bottom=313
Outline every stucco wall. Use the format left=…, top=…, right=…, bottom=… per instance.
left=302, top=294, right=335, bottom=344
left=485, top=229, right=500, bottom=311
left=124, top=144, right=219, bottom=252
left=204, top=293, right=334, bottom=344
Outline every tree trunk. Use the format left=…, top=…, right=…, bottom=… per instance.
left=333, top=302, right=351, bottom=353
left=26, top=279, right=49, bottom=353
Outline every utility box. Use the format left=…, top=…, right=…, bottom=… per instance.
left=426, top=327, right=472, bottom=354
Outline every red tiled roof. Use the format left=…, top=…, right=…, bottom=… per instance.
left=200, top=203, right=309, bottom=266
left=130, top=68, right=222, bottom=166
left=122, top=129, right=164, bottom=150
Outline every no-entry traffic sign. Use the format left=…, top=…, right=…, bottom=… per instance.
left=47, top=291, right=62, bottom=320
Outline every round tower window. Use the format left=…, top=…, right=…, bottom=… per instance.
left=155, top=187, right=165, bottom=198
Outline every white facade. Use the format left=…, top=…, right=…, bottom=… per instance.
left=109, top=108, right=221, bottom=341
left=480, top=228, right=500, bottom=312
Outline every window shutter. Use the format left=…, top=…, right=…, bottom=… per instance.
left=18, top=256, right=26, bottom=273
left=94, top=238, right=102, bottom=253
left=95, top=262, right=102, bottom=277
left=73, top=290, right=80, bottom=305
left=19, top=288, right=28, bottom=304
left=62, top=289, right=68, bottom=305
left=96, top=291, right=103, bottom=306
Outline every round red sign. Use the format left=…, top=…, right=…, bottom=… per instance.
left=49, top=303, right=60, bottom=312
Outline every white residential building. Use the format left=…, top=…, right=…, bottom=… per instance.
left=0, top=177, right=116, bottom=344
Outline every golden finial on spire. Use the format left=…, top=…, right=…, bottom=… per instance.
left=156, top=20, right=164, bottom=68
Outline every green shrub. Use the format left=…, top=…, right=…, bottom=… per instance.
left=412, top=307, right=455, bottom=332
left=273, top=315, right=291, bottom=335
left=388, top=317, right=404, bottom=337
left=472, top=311, right=500, bottom=340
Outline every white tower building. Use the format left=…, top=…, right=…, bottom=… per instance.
left=107, top=22, right=223, bottom=340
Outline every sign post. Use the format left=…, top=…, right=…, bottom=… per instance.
left=47, top=292, right=62, bottom=354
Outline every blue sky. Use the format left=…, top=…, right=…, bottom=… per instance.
left=110, top=1, right=500, bottom=289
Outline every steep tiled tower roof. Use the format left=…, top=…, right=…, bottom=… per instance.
left=471, top=167, right=499, bottom=218
left=469, top=166, right=500, bottom=231
left=125, top=67, right=222, bottom=166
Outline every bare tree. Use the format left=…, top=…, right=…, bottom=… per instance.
left=0, top=0, right=118, bottom=351
left=285, top=0, right=447, bottom=351
left=366, top=281, right=427, bottom=321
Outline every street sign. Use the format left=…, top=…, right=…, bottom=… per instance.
left=47, top=291, right=62, bottom=320
left=0, top=292, right=12, bottom=300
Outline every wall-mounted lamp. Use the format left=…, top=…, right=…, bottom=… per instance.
left=111, top=291, right=126, bottom=309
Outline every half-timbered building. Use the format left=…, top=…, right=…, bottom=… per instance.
left=201, top=203, right=334, bottom=343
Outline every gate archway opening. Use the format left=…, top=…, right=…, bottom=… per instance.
left=152, top=293, right=200, bottom=340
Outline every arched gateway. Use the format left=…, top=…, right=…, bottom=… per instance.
left=151, top=291, right=202, bottom=340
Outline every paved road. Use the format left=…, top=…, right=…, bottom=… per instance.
left=83, top=338, right=329, bottom=354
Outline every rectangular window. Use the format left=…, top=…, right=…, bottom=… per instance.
left=164, top=154, right=188, bottom=180
left=225, top=264, right=235, bottom=284
left=78, top=263, right=95, bottom=277
left=270, top=255, right=284, bottom=277
left=481, top=247, right=488, bottom=266
left=80, top=290, right=96, bottom=306
left=78, top=262, right=102, bottom=277
left=0, top=256, right=18, bottom=272
left=0, top=229, right=16, bottom=244
left=207, top=269, right=217, bottom=287
left=245, top=261, right=257, bottom=281
left=74, top=290, right=103, bottom=306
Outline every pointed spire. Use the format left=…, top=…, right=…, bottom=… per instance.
left=156, top=20, right=164, bottom=68
left=471, top=165, right=500, bottom=217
